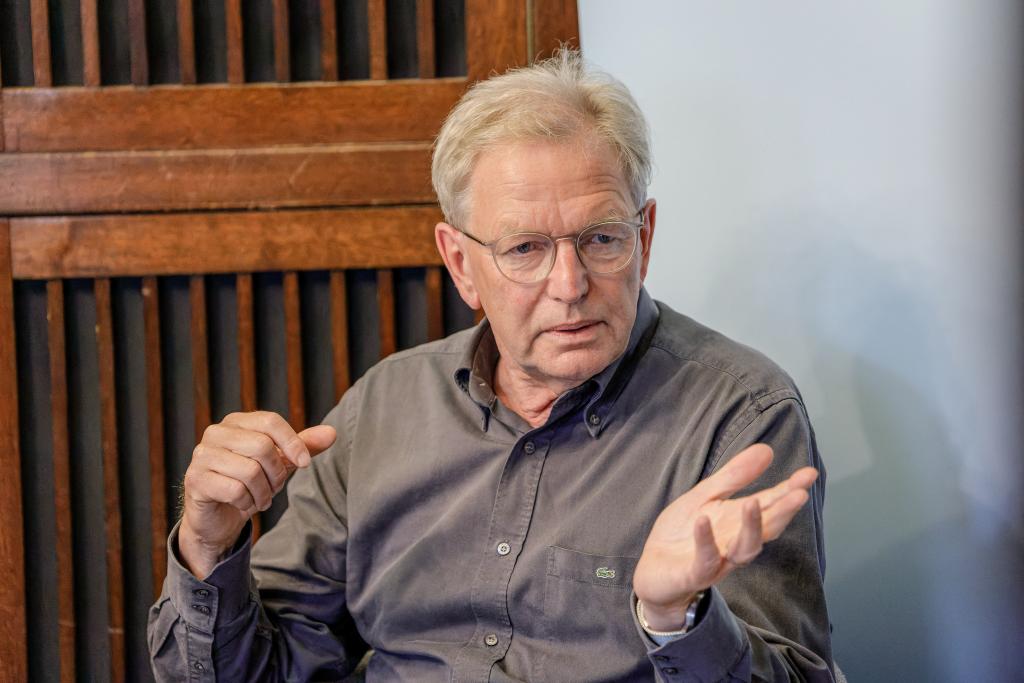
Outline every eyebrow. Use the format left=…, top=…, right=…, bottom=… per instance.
left=495, top=208, right=633, bottom=237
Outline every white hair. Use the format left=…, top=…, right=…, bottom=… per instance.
left=431, top=49, right=652, bottom=227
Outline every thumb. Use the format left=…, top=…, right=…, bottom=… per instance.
left=298, top=425, right=338, bottom=456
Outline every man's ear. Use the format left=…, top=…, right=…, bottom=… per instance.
left=435, top=222, right=482, bottom=310
left=638, top=199, right=657, bottom=282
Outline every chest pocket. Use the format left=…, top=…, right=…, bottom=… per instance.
left=535, top=546, right=652, bottom=682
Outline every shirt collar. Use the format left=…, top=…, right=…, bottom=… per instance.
left=453, top=287, right=661, bottom=436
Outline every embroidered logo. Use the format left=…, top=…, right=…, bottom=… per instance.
left=595, top=567, right=616, bottom=579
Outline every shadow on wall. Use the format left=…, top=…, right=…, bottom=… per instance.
left=701, top=217, right=1024, bottom=682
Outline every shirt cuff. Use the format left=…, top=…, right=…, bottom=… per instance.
left=164, top=520, right=255, bottom=632
left=632, top=589, right=749, bottom=681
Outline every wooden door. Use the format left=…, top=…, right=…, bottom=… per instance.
left=0, top=1, right=579, bottom=680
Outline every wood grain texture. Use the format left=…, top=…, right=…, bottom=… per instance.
left=12, top=207, right=444, bottom=279
left=2, top=80, right=464, bottom=152
left=530, top=0, right=579, bottom=60
left=225, top=0, right=244, bottom=84
left=127, top=0, right=148, bottom=85
left=283, top=272, right=305, bottom=429
left=46, top=280, right=77, bottom=683
left=235, top=273, right=261, bottom=542
left=0, top=143, right=435, bottom=214
left=177, top=0, right=196, bottom=84
left=368, top=0, right=388, bottom=79
left=376, top=269, right=396, bottom=358
left=141, top=277, right=168, bottom=599
left=329, top=271, right=350, bottom=398
left=466, top=0, right=527, bottom=82
left=190, top=275, right=211, bottom=440
left=30, top=0, right=51, bottom=86
left=319, top=0, right=338, bottom=80
left=80, top=0, right=101, bottom=86
left=416, top=0, right=436, bottom=79
left=273, top=0, right=290, bottom=82
left=425, top=266, right=443, bottom=341
left=0, top=221, right=27, bottom=681
left=94, top=278, right=126, bottom=683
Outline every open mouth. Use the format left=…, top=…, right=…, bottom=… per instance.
left=546, top=321, right=600, bottom=335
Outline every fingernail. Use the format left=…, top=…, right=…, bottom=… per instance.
left=299, top=450, right=311, bottom=467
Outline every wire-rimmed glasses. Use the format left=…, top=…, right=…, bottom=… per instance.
left=458, top=208, right=645, bottom=284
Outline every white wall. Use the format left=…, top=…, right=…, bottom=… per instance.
left=579, top=2, right=1023, bottom=680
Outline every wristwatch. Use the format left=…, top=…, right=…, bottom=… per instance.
left=637, top=590, right=707, bottom=636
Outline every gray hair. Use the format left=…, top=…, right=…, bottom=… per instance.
left=431, top=49, right=652, bottom=228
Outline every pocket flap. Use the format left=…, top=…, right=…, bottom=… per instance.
left=546, top=545, right=638, bottom=589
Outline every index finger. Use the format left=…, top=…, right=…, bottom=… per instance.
left=691, top=443, right=774, bottom=502
left=222, top=411, right=311, bottom=467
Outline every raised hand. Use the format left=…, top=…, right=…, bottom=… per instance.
left=178, top=411, right=337, bottom=579
left=633, top=444, right=818, bottom=631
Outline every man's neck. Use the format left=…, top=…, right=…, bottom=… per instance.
left=493, top=357, right=580, bottom=429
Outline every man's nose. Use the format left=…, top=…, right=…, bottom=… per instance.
left=546, top=237, right=588, bottom=303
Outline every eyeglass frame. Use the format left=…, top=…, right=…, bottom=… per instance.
left=456, top=207, right=648, bottom=284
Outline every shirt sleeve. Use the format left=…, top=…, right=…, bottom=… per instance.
left=147, top=395, right=368, bottom=682
left=633, top=396, right=835, bottom=683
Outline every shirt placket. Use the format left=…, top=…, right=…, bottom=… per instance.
left=451, top=433, right=550, bottom=683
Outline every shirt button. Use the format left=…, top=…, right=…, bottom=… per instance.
left=523, top=441, right=535, bottom=455
left=588, top=413, right=601, bottom=426
left=192, top=604, right=211, bottom=615
left=193, top=588, right=210, bottom=598
left=663, top=667, right=679, bottom=675
left=496, top=541, right=511, bottom=556
left=484, top=633, right=499, bottom=647
left=192, top=660, right=205, bottom=672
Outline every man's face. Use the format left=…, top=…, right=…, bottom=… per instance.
left=444, top=135, right=655, bottom=390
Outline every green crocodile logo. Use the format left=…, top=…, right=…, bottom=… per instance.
left=595, top=567, right=616, bottom=579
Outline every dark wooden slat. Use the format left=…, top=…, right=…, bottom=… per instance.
left=0, top=220, right=27, bottom=681
left=30, top=0, right=51, bottom=86
left=127, top=0, right=148, bottom=85
left=225, top=0, right=244, bottom=84
left=283, top=272, right=305, bottom=429
left=425, top=266, right=443, bottom=341
left=12, top=207, right=444, bottom=279
left=319, top=0, right=338, bottom=80
left=416, top=0, right=436, bottom=79
left=235, top=273, right=261, bottom=542
left=2, top=79, right=465, bottom=152
left=466, top=0, right=527, bottom=82
left=377, top=269, right=396, bottom=358
left=273, top=0, right=290, bottom=82
left=190, top=276, right=211, bottom=440
left=0, top=143, right=435, bottom=214
left=46, top=280, right=76, bottom=683
left=81, top=0, right=101, bottom=86
left=94, top=277, right=125, bottom=683
left=177, top=0, right=196, bottom=84
left=368, top=0, right=387, bottom=79
left=474, top=308, right=485, bottom=324
left=329, top=271, right=350, bottom=399
left=141, top=277, right=167, bottom=599
left=531, top=0, right=580, bottom=60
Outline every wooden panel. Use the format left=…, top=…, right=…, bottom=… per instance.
left=94, top=278, right=125, bottom=683
left=12, top=207, right=444, bottom=279
left=225, top=0, right=244, bottom=84
left=283, top=272, right=305, bottom=429
left=2, top=79, right=465, bottom=152
left=235, top=274, right=261, bottom=542
left=319, top=0, right=338, bottom=80
left=127, top=0, right=148, bottom=85
left=425, top=266, right=443, bottom=341
left=329, top=271, right=350, bottom=398
left=81, top=0, right=101, bottom=86
left=190, top=276, right=211, bottom=440
left=376, top=269, right=396, bottom=358
left=141, top=277, right=167, bottom=599
left=417, top=0, right=436, bottom=79
left=368, top=0, right=387, bottom=80
left=466, top=0, right=527, bottom=82
left=531, top=0, right=580, bottom=60
left=177, top=0, right=196, bottom=84
left=30, top=0, right=51, bottom=87
left=46, top=281, right=76, bottom=683
left=0, top=143, right=435, bottom=214
left=273, top=0, right=290, bottom=82
left=0, top=221, right=27, bottom=681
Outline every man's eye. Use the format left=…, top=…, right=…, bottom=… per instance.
left=504, top=240, right=542, bottom=256
left=586, top=232, right=618, bottom=246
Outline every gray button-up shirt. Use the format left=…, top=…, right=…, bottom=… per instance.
left=149, top=289, right=834, bottom=682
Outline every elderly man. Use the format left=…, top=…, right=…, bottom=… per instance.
left=149, top=51, right=834, bottom=681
